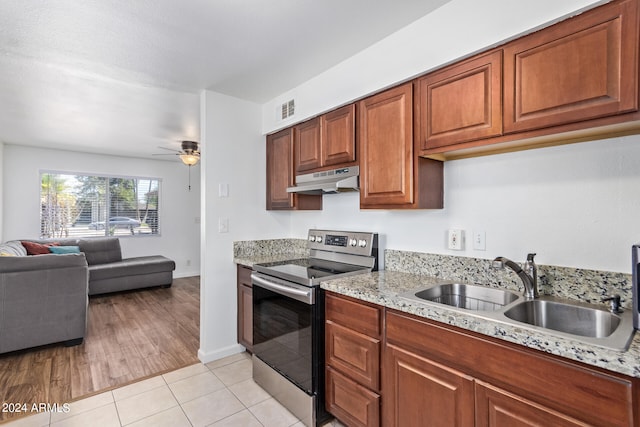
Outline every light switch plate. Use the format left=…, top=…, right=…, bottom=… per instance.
left=218, top=218, right=229, bottom=233
left=473, top=230, right=486, bottom=251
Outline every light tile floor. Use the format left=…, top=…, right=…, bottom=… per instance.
left=2, top=352, right=345, bottom=427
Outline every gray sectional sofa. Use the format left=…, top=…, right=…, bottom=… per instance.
left=0, top=237, right=175, bottom=354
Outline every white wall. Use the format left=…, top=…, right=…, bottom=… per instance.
left=2, top=144, right=201, bottom=277
left=288, top=137, right=640, bottom=273
left=198, top=90, right=291, bottom=362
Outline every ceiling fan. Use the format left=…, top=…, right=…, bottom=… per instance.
left=154, top=140, right=200, bottom=166
left=154, top=140, right=201, bottom=191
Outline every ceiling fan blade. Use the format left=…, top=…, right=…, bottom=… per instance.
left=152, top=153, right=179, bottom=156
left=156, top=146, right=181, bottom=153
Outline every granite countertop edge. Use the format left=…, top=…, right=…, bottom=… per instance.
left=320, top=270, right=640, bottom=379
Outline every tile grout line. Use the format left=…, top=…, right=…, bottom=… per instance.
left=161, top=371, right=195, bottom=427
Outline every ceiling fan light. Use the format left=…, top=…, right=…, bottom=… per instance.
left=180, top=152, right=200, bottom=166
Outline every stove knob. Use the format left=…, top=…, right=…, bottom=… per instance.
left=316, top=235, right=323, bottom=243
left=309, top=235, right=316, bottom=242
left=358, top=239, right=367, bottom=248
left=349, top=238, right=358, bottom=247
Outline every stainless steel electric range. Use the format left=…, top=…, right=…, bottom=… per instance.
left=251, top=229, right=378, bottom=427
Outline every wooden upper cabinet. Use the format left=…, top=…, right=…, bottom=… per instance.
left=321, top=104, right=357, bottom=167
left=266, top=128, right=322, bottom=210
left=295, top=104, right=356, bottom=174
left=359, top=83, right=443, bottom=209
left=295, top=118, right=322, bottom=172
left=417, top=49, right=503, bottom=150
left=503, top=0, right=639, bottom=134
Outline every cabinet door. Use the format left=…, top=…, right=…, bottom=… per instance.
left=418, top=50, right=503, bottom=150
left=266, top=128, right=322, bottom=211
left=237, top=265, right=253, bottom=352
left=503, top=0, right=638, bottom=133
left=476, top=381, right=589, bottom=427
left=266, top=128, right=295, bottom=209
left=295, top=118, right=322, bottom=173
left=359, top=83, right=415, bottom=207
left=321, top=104, right=356, bottom=167
left=383, top=343, right=475, bottom=427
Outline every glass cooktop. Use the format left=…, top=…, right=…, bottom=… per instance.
left=254, top=258, right=370, bottom=286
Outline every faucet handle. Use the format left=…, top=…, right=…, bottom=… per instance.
left=526, top=253, right=537, bottom=262
left=602, top=294, right=623, bottom=313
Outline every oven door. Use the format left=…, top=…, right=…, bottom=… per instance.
left=252, top=272, right=319, bottom=395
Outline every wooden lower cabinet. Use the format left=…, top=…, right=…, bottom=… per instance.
left=324, top=294, right=638, bottom=426
left=236, top=265, right=253, bottom=352
left=325, top=292, right=381, bottom=426
left=384, top=309, right=637, bottom=427
left=383, top=343, right=474, bottom=427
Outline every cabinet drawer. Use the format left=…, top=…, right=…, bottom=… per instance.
left=326, top=321, right=380, bottom=390
left=325, top=292, right=381, bottom=337
left=326, top=366, right=380, bottom=427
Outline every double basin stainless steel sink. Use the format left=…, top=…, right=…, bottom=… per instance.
left=400, top=282, right=635, bottom=350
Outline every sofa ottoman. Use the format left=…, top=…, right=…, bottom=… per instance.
left=78, top=238, right=175, bottom=295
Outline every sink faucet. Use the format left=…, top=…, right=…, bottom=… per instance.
left=493, top=253, right=539, bottom=299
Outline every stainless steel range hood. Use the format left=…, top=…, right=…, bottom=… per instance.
left=286, top=166, right=359, bottom=195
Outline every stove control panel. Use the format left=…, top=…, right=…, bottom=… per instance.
left=307, top=229, right=378, bottom=257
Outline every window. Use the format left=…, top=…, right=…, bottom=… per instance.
left=40, top=172, right=161, bottom=238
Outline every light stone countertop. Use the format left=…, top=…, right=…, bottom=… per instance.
left=320, top=270, right=640, bottom=379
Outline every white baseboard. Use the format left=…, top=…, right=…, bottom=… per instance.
left=174, top=270, right=200, bottom=279
left=198, top=343, right=246, bottom=364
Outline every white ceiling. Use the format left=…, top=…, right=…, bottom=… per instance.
left=0, top=0, right=450, bottom=159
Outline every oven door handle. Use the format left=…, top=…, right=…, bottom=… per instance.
left=252, top=274, right=314, bottom=304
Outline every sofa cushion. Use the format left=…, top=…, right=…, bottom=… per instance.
left=21, top=241, right=59, bottom=255
left=49, top=245, right=81, bottom=254
left=0, top=240, right=27, bottom=256
left=88, top=255, right=175, bottom=281
left=79, top=238, right=122, bottom=265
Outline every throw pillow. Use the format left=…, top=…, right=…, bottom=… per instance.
left=21, top=241, right=59, bottom=255
left=49, top=245, right=81, bottom=254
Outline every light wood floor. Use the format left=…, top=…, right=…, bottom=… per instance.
left=0, top=276, right=200, bottom=422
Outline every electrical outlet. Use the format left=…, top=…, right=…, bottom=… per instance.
left=447, top=229, right=465, bottom=250
left=473, top=230, right=486, bottom=251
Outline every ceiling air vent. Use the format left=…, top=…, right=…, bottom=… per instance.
left=280, top=99, right=295, bottom=120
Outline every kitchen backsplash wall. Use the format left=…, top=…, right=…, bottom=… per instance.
left=386, top=249, right=633, bottom=309
left=234, top=238, right=308, bottom=259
